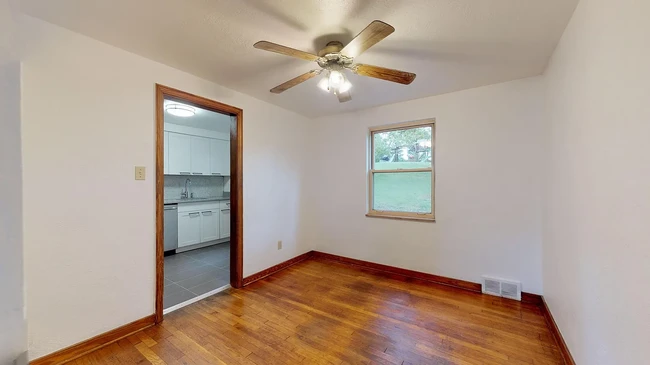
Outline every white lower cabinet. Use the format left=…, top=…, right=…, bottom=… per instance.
left=178, top=212, right=201, bottom=247
left=200, top=209, right=220, bottom=242
left=220, top=201, right=230, bottom=239
left=178, top=202, right=226, bottom=248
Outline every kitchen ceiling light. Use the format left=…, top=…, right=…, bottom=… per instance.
left=165, top=103, right=196, bottom=117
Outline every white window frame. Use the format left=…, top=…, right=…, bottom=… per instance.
left=367, top=119, right=435, bottom=222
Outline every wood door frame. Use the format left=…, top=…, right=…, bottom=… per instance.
left=155, top=84, right=243, bottom=323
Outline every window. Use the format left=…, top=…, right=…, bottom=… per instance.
left=368, top=119, right=435, bottom=221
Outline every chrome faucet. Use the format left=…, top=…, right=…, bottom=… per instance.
left=181, top=178, right=192, bottom=199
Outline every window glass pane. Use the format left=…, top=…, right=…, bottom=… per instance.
left=373, top=172, right=431, bottom=213
left=373, top=126, right=432, bottom=170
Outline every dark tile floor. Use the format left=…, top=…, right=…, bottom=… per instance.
left=163, top=242, right=230, bottom=309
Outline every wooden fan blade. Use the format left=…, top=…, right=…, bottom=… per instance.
left=270, top=70, right=322, bottom=94
left=254, top=41, right=319, bottom=62
left=337, top=90, right=352, bottom=103
left=353, top=64, right=416, bottom=85
left=341, top=20, right=395, bottom=58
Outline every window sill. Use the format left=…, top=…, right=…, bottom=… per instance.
left=365, top=213, right=436, bottom=223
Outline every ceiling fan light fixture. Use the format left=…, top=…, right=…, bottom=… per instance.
left=254, top=20, right=414, bottom=103
left=317, top=71, right=352, bottom=94
left=165, top=103, right=196, bottom=117
left=328, top=71, right=344, bottom=91
left=317, top=75, right=330, bottom=92
left=338, top=80, right=352, bottom=93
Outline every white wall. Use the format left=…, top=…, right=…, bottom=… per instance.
left=0, top=62, right=26, bottom=365
left=0, top=3, right=27, bottom=364
left=310, top=77, right=545, bottom=294
left=0, top=0, right=14, bottom=61
left=19, top=15, right=314, bottom=360
left=542, top=0, right=650, bottom=363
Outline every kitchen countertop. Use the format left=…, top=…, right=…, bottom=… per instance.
left=164, top=196, right=230, bottom=205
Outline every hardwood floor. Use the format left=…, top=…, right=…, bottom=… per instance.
left=69, top=258, right=563, bottom=364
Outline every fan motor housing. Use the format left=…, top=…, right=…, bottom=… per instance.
left=318, top=41, right=344, bottom=57
left=316, top=41, right=354, bottom=70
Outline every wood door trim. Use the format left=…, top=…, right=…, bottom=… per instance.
left=30, top=315, right=155, bottom=365
left=155, top=84, right=243, bottom=324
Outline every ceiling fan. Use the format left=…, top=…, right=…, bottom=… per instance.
left=253, top=20, right=416, bottom=103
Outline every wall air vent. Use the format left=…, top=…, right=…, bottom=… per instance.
left=482, top=276, right=502, bottom=297
left=500, top=279, right=522, bottom=301
left=482, top=276, right=521, bottom=301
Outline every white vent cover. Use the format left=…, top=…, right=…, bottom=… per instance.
left=482, top=277, right=501, bottom=297
left=500, top=279, right=522, bottom=301
left=482, top=276, right=521, bottom=301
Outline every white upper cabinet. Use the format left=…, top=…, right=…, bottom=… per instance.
left=168, top=132, right=192, bottom=175
left=190, top=136, right=211, bottom=175
left=165, top=126, right=229, bottom=176
left=163, top=132, right=169, bottom=174
left=210, top=139, right=230, bottom=176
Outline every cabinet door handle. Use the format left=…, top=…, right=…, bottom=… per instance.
left=180, top=172, right=191, bottom=175
left=211, top=173, right=221, bottom=175
left=201, top=211, right=212, bottom=215
left=192, top=172, right=203, bottom=175
left=221, top=209, right=230, bottom=212
left=188, top=212, right=200, bottom=217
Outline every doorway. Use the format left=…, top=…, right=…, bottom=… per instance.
left=155, top=84, right=243, bottom=323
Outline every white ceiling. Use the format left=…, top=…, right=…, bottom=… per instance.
left=19, top=0, right=578, bottom=118
left=164, top=99, right=231, bottom=133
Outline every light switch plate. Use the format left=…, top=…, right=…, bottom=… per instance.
left=135, top=166, right=146, bottom=180
left=277, top=240, right=282, bottom=250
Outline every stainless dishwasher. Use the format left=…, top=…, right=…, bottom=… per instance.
left=164, top=204, right=178, bottom=253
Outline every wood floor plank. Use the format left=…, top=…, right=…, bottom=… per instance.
left=71, top=259, right=564, bottom=364
left=135, top=342, right=168, bottom=365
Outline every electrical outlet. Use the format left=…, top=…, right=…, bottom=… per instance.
left=135, top=166, right=146, bottom=180
left=277, top=240, right=282, bottom=250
